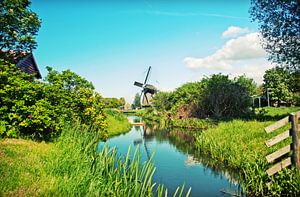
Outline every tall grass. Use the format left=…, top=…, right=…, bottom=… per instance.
left=0, top=123, right=190, bottom=196
left=194, top=107, right=300, bottom=196
left=43, top=124, right=189, bottom=196
left=105, top=109, right=132, bottom=137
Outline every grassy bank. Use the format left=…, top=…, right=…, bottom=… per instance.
left=0, top=124, right=188, bottom=196
left=195, top=107, right=300, bottom=196
left=105, top=109, right=132, bottom=137
left=138, top=106, right=300, bottom=195
left=0, top=139, right=52, bottom=195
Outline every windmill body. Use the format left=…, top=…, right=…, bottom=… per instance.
left=134, top=66, right=157, bottom=107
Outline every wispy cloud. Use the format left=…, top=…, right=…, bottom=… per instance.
left=222, top=26, right=250, bottom=38
left=122, top=10, right=248, bottom=20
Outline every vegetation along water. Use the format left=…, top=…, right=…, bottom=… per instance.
left=1, top=0, right=300, bottom=196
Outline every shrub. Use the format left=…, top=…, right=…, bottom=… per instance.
left=152, top=74, right=252, bottom=119
left=0, top=60, right=107, bottom=140
left=201, top=74, right=252, bottom=118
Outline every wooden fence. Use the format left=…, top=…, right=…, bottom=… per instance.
left=264, top=111, right=300, bottom=176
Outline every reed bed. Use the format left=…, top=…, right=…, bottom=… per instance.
left=0, top=123, right=190, bottom=196
left=42, top=124, right=190, bottom=196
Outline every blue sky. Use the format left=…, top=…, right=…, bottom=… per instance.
left=31, top=0, right=271, bottom=102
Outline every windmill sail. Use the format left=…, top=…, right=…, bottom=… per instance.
left=133, top=66, right=157, bottom=107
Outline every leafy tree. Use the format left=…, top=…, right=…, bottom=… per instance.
left=132, top=93, right=141, bottom=109
left=0, top=0, right=41, bottom=60
left=171, top=82, right=204, bottom=109
left=153, top=74, right=253, bottom=119
left=250, top=0, right=300, bottom=71
left=202, top=74, right=252, bottom=118
left=234, top=75, right=257, bottom=96
left=102, top=98, right=124, bottom=108
left=0, top=61, right=107, bottom=140
left=119, top=97, right=125, bottom=106
left=263, top=67, right=293, bottom=105
left=153, top=91, right=173, bottom=112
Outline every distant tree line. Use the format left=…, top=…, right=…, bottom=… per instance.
left=102, top=97, right=125, bottom=109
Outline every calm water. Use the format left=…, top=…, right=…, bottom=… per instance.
left=98, top=116, right=241, bottom=197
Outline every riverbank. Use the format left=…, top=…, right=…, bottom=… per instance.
left=105, top=109, right=132, bottom=136
left=0, top=122, right=184, bottom=196
left=195, top=107, right=300, bottom=196
left=138, top=106, right=300, bottom=196
left=1, top=111, right=175, bottom=196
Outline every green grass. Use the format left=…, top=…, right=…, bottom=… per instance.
left=195, top=107, right=300, bottom=196
left=0, top=139, right=52, bottom=195
left=0, top=124, right=189, bottom=196
left=105, top=109, right=132, bottom=137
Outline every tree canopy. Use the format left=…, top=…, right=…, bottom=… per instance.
left=250, top=0, right=300, bottom=71
left=263, top=67, right=294, bottom=105
left=0, top=0, right=41, bottom=60
left=132, top=93, right=141, bottom=109
left=0, top=61, right=107, bottom=140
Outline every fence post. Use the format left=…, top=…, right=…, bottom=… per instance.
left=290, top=113, right=300, bottom=172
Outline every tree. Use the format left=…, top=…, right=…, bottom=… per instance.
left=0, top=62, right=107, bottom=140
left=153, top=91, right=172, bottom=112
left=263, top=67, right=293, bottom=105
left=0, top=0, right=41, bottom=60
left=250, top=0, right=300, bottom=71
left=202, top=74, right=252, bottom=118
left=234, top=75, right=257, bottom=96
left=132, top=93, right=141, bottom=109
left=119, top=97, right=125, bottom=106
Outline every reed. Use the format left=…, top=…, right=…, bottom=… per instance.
left=42, top=124, right=188, bottom=196
left=0, top=123, right=189, bottom=196
left=195, top=107, right=300, bottom=196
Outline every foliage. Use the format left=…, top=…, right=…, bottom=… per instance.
left=0, top=0, right=41, bottom=60
left=102, top=97, right=125, bottom=108
left=234, top=75, right=257, bottom=96
left=104, top=109, right=131, bottom=136
left=263, top=67, right=293, bottom=105
left=169, top=81, right=205, bottom=114
left=153, top=91, right=173, bottom=112
left=0, top=61, right=107, bottom=140
left=0, top=124, right=189, bottom=196
left=132, top=93, right=141, bottom=109
left=250, top=0, right=300, bottom=71
left=153, top=74, right=253, bottom=119
left=201, top=74, right=252, bottom=118
left=194, top=107, right=300, bottom=196
left=170, top=118, right=214, bottom=130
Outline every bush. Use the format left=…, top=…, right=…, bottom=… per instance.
left=152, top=74, right=252, bottom=119
left=0, top=60, right=107, bottom=140
left=201, top=74, right=252, bottom=118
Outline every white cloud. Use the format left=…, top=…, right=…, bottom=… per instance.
left=184, top=32, right=271, bottom=84
left=222, top=26, right=250, bottom=38
left=184, top=32, right=266, bottom=70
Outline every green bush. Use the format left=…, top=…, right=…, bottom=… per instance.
left=152, top=74, right=252, bottom=119
left=0, top=60, right=107, bottom=140
left=201, top=74, right=252, bottom=118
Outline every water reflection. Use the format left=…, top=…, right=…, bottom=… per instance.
left=100, top=116, right=243, bottom=196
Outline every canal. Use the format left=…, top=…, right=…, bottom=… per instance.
left=99, top=116, right=241, bottom=196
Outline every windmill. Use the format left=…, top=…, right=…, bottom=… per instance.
left=134, top=66, right=157, bottom=107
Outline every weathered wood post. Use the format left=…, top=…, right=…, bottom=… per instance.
left=290, top=113, right=300, bottom=172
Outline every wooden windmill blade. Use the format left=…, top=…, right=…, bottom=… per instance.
left=134, top=66, right=157, bottom=107
left=134, top=81, right=143, bottom=88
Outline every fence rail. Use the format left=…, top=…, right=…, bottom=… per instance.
left=264, top=111, right=300, bottom=176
